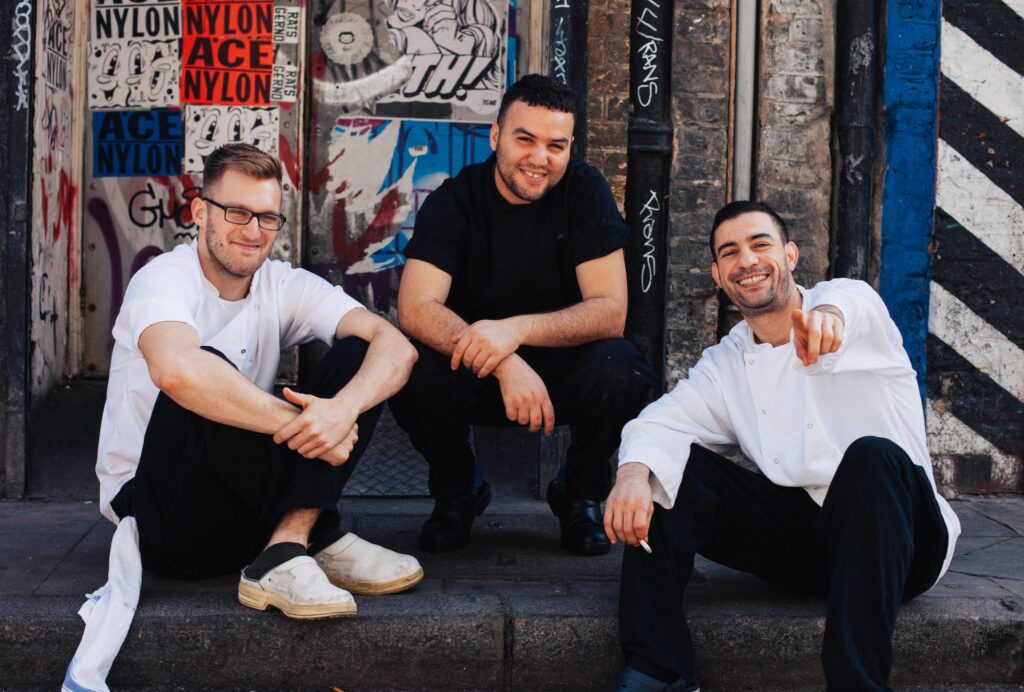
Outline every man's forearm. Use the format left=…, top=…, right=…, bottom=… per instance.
left=511, top=296, right=625, bottom=348
left=331, top=326, right=417, bottom=414
left=400, top=299, right=470, bottom=357
left=159, top=349, right=298, bottom=434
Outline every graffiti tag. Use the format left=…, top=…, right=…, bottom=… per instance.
left=634, top=1, right=663, bottom=108
left=129, top=181, right=199, bottom=232
left=639, top=189, right=659, bottom=294
left=12, top=0, right=32, bottom=111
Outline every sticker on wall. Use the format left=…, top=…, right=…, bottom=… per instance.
left=42, top=0, right=71, bottom=91
left=88, top=0, right=181, bottom=109
left=183, top=105, right=279, bottom=173
left=271, top=64, right=299, bottom=102
left=376, top=0, right=506, bottom=116
left=311, top=0, right=509, bottom=121
left=93, top=109, right=184, bottom=177
left=181, top=0, right=274, bottom=105
left=273, top=6, right=300, bottom=44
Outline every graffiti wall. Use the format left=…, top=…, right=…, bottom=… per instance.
left=81, top=0, right=306, bottom=374
left=30, top=0, right=80, bottom=399
left=925, top=0, right=1023, bottom=493
left=306, top=0, right=514, bottom=315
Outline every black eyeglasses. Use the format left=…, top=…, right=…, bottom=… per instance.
left=202, top=197, right=287, bottom=231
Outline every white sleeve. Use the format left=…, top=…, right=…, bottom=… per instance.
left=117, top=263, right=200, bottom=352
left=802, top=278, right=912, bottom=377
left=618, top=357, right=736, bottom=510
left=277, top=266, right=364, bottom=349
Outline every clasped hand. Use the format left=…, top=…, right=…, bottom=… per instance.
left=273, top=387, right=359, bottom=466
left=450, top=318, right=521, bottom=378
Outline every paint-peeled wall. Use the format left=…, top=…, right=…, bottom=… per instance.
left=30, top=0, right=81, bottom=399
left=80, top=0, right=305, bottom=374
left=305, top=0, right=514, bottom=316
left=925, top=0, right=1023, bottom=494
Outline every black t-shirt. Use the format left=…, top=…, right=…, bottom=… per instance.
left=403, top=155, right=628, bottom=323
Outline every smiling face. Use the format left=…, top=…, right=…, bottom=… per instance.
left=388, top=0, right=429, bottom=27
left=490, top=100, right=574, bottom=204
left=192, top=169, right=282, bottom=296
left=710, top=211, right=799, bottom=317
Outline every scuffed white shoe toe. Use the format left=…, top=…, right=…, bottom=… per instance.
left=238, top=555, right=356, bottom=619
left=314, top=533, right=424, bottom=595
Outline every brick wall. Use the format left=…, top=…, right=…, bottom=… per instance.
left=756, top=0, right=834, bottom=287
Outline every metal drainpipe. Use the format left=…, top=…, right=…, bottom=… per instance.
left=549, top=0, right=590, bottom=160
left=832, top=0, right=881, bottom=280
left=624, top=0, right=674, bottom=386
left=732, top=0, right=758, bottom=202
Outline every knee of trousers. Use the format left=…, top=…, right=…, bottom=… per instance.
left=571, top=339, right=657, bottom=402
left=833, top=436, right=915, bottom=493
left=396, top=342, right=472, bottom=402
left=310, top=336, right=370, bottom=385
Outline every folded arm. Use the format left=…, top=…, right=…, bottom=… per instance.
left=140, top=321, right=299, bottom=435
left=450, top=250, right=628, bottom=378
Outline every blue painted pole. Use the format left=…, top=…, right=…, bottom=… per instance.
left=878, top=0, right=942, bottom=393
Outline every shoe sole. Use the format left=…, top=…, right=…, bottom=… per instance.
left=237, top=580, right=357, bottom=619
left=326, top=566, right=424, bottom=595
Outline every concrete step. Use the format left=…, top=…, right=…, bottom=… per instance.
left=1, top=498, right=1023, bottom=691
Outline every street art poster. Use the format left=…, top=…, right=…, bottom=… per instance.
left=181, top=0, right=274, bottom=105
left=183, top=106, right=279, bottom=173
left=43, top=0, right=72, bottom=91
left=312, top=0, right=509, bottom=121
left=310, top=118, right=491, bottom=278
left=88, top=0, right=181, bottom=109
left=93, top=109, right=184, bottom=177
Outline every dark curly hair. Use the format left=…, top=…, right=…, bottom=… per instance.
left=497, top=73, right=576, bottom=124
left=709, top=200, right=790, bottom=258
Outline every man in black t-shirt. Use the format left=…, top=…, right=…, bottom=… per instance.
left=390, top=74, right=656, bottom=556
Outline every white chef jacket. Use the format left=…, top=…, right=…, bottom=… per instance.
left=95, top=241, right=363, bottom=523
left=619, top=278, right=960, bottom=578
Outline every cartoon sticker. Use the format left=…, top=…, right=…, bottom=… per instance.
left=183, top=105, right=279, bottom=173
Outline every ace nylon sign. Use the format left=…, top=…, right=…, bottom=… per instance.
left=181, top=0, right=274, bottom=105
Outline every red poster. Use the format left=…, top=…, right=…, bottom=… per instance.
left=180, top=0, right=273, bottom=105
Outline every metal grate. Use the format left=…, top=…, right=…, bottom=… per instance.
left=344, top=405, right=429, bottom=497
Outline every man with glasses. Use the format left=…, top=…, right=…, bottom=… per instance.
left=96, top=143, right=422, bottom=619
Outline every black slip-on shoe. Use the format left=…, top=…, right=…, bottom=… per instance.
left=607, top=667, right=700, bottom=692
left=418, top=481, right=492, bottom=552
left=547, top=479, right=611, bottom=556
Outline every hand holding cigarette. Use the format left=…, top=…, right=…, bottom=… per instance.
left=603, top=462, right=654, bottom=547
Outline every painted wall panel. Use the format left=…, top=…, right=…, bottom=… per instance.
left=30, top=0, right=82, bottom=400
left=926, top=2, right=1024, bottom=494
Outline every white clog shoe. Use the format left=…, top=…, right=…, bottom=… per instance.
left=314, top=533, right=424, bottom=595
left=237, top=555, right=356, bottom=619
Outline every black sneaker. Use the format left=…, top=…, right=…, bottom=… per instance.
left=547, top=479, right=610, bottom=556
left=418, top=481, right=492, bottom=552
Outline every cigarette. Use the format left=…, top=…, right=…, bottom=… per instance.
left=639, top=539, right=652, bottom=554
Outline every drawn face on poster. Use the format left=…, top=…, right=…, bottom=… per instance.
left=184, top=106, right=280, bottom=173
left=89, top=40, right=179, bottom=109
left=88, top=0, right=181, bottom=109
left=313, top=0, right=507, bottom=121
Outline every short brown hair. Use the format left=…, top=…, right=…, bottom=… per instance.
left=202, top=143, right=282, bottom=190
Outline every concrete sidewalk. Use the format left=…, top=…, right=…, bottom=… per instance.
left=0, top=494, right=1022, bottom=691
